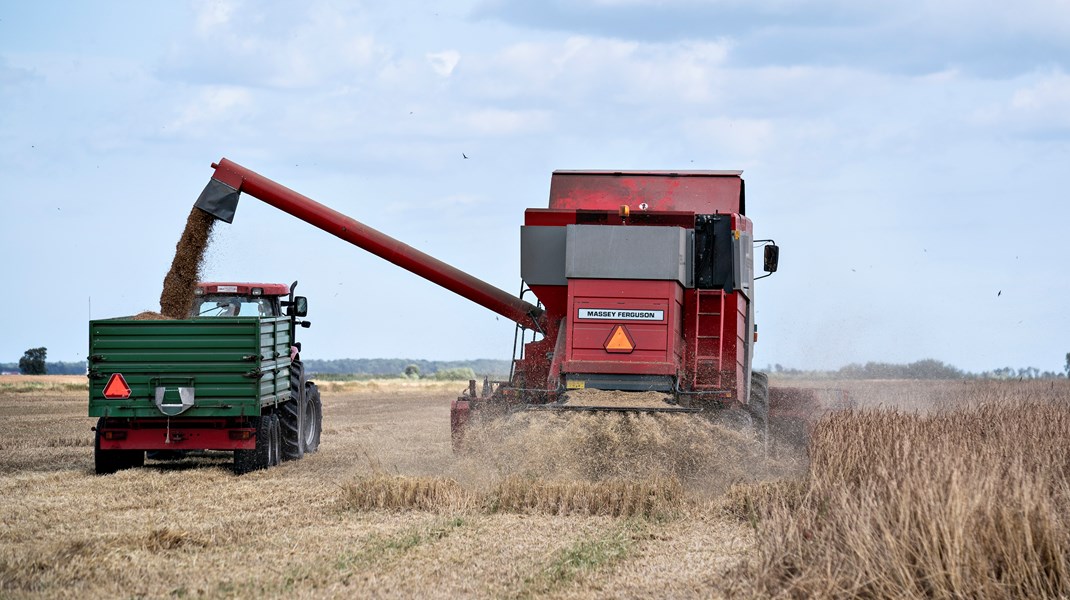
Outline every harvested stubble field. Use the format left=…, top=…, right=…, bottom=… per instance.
left=1, top=376, right=1069, bottom=599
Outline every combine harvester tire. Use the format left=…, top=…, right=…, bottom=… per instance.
left=748, top=371, right=770, bottom=446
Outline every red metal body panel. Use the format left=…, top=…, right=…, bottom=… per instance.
left=197, top=282, right=290, bottom=296
left=209, top=159, right=546, bottom=332
left=680, top=288, right=748, bottom=401
left=97, top=418, right=255, bottom=451
left=450, top=398, right=470, bottom=450
left=524, top=208, right=697, bottom=228
left=564, top=280, right=683, bottom=376
left=549, top=171, right=742, bottom=214
left=527, top=284, right=568, bottom=320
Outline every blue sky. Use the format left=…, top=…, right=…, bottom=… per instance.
left=1, top=0, right=1067, bottom=373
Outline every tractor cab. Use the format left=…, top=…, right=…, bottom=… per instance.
left=192, top=283, right=297, bottom=317
left=192, top=282, right=309, bottom=325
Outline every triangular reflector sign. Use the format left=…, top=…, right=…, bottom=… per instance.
left=103, top=373, right=132, bottom=399
left=604, top=325, right=635, bottom=353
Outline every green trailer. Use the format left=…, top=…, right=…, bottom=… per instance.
left=89, top=282, right=322, bottom=475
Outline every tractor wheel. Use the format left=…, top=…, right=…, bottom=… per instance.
left=94, top=417, right=143, bottom=475
left=280, top=361, right=307, bottom=461
left=748, top=371, right=770, bottom=447
left=303, top=382, right=322, bottom=454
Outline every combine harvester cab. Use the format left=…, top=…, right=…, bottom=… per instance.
left=88, top=282, right=323, bottom=474
left=191, top=159, right=848, bottom=452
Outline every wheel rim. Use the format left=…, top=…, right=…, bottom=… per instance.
left=302, top=397, right=316, bottom=444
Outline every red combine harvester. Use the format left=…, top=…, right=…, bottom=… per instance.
left=194, top=159, right=840, bottom=449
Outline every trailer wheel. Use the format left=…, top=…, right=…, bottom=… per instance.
left=280, top=361, right=307, bottom=461
left=303, top=382, right=322, bottom=454
left=233, top=416, right=272, bottom=474
left=269, top=413, right=282, bottom=467
left=256, top=414, right=274, bottom=470
left=93, top=418, right=143, bottom=475
left=748, top=371, right=770, bottom=447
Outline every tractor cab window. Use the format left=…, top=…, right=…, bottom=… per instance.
left=192, top=295, right=280, bottom=318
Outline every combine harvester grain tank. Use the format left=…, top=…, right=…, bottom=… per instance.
left=193, top=159, right=847, bottom=448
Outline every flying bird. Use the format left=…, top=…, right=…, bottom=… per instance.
left=998, top=290, right=1002, bottom=296
left=462, top=153, right=469, bottom=159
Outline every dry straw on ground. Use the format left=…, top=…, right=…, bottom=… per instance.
left=6, top=377, right=1070, bottom=598
left=736, top=381, right=1070, bottom=599
left=458, top=410, right=795, bottom=495
left=339, top=472, right=684, bottom=518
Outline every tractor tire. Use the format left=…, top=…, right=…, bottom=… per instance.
left=233, top=416, right=272, bottom=474
left=303, top=382, right=322, bottom=454
left=268, top=413, right=281, bottom=467
left=94, top=418, right=144, bottom=475
left=280, top=361, right=307, bottom=461
left=748, top=371, right=770, bottom=447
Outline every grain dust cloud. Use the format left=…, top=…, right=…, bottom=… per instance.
left=158, top=207, right=215, bottom=318
left=456, top=410, right=800, bottom=496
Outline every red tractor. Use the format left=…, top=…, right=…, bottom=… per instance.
left=193, top=159, right=837, bottom=449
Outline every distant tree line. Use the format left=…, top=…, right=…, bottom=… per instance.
left=303, top=358, right=511, bottom=379
left=3, top=353, right=1066, bottom=381
left=769, top=358, right=1069, bottom=380
left=0, top=361, right=87, bottom=375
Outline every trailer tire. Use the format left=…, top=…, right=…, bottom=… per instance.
left=280, top=361, right=307, bottom=461
left=233, top=416, right=272, bottom=474
left=268, top=413, right=282, bottom=467
left=748, top=371, right=770, bottom=447
left=94, top=418, right=143, bottom=475
left=303, top=382, right=322, bottom=454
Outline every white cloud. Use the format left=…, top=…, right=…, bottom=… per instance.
left=684, top=117, right=774, bottom=158
left=1011, top=72, right=1070, bottom=112
left=165, top=86, right=253, bottom=136
left=971, top=70, right=1070, bottom=134
left=461, top=108, right=553, bottom=135
left=469, top=36, right=729, bottom=107
left=165, top=1, right=386, bottom=89
left=194, top=0, right=238, bottom=34
left=426, top=50, right=461, bottom=77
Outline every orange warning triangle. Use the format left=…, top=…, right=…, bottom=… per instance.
left=604, top=325, right=635, bottom=353
left=102, top=373, right=132, bottom=399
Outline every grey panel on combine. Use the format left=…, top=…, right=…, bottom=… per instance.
left=521, top=226, right=567, bottom=285
left=565, top=225, right=692, bottom=286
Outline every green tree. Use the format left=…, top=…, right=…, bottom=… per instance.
left=403, top=364, right=420, bottom=379
left=19, top=347, right=47, bottom=375
left=432, top=367, right=477, bottom=381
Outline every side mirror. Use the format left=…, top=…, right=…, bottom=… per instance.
left=763, top=245, right=780, bottom=273
left=288, top=296, right=308, bottom=317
